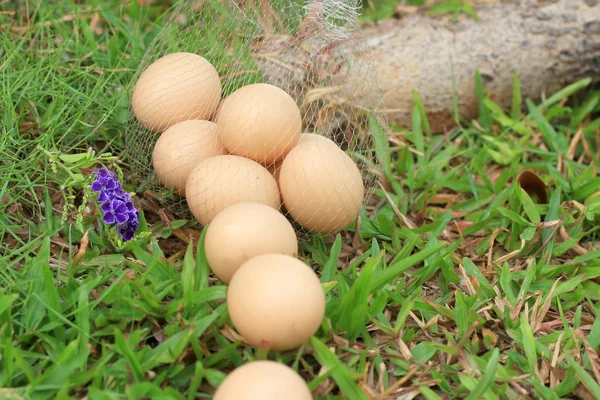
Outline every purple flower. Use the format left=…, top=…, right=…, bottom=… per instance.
left=101, top=198, right=129, bottom=225
left=118, top=218, right=139, bottom=241
left=89, top=167, right=140, bottom=242
left=90, top=168, right=122, bottom=202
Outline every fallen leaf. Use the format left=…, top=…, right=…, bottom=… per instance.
left=72, top=229, right=90, bottom=266
left=517, top=170, right=548, bottom=203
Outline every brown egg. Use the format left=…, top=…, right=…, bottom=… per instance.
left=298, top=132, right=337, bottom=147
left=263, top=134, right=332, bottom=186
left=213, top=361, right=312, bottom=400
left=211, top=98, right=224, bottom=123
left=132, top=52, right=221, bottom=132
left=185, top=155, right=280, bottom=225
left=152, top=120, right=227, bottom=197
left=204, top=202, right=298, bottom=284
left=227, top=254, right=325, bottom=351
left=279, top=141, right=364, bottom=234
left=265, top=161, right=283, bottom=183
left=217, top=83, right=301, bottom=164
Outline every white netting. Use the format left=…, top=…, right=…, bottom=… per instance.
left=124, top=0, right=388, bottom=238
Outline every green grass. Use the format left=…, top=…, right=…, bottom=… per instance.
left=1, top=0, right=600, bottom=399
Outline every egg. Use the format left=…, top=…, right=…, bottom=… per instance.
left=279, top=141, right=364, bottom=234
left=185, top=155, right=280, bottom=225
left=211, top=99, right=224, bottom=123
left=217, top=83, right=301, bottom=164
left=152, top=120, right=226, bottom=197
left=213, top=361, right=312, bottom=400
left=298, top=132, right=337, bottom=147
left=132, top=52, right=221, bottom=132
left=263, top=134, right=333, bottom=185
left=227, top=254, right=325, bottom=351
left=266, top=161, right=283, bottom=183
left=204, top=202, right=298, bottom=284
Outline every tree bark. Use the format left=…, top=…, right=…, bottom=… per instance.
left=255, top=0, right=600, bottom=133
left=359, top=0, right=600, bottom=132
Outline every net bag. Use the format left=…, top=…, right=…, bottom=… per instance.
left=124, top=0, right=388, bottom=238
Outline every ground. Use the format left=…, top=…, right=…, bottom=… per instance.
left=1, top=1, right=599, bottom=399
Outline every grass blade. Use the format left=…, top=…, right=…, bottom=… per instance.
left=564, top=353, right=600, bottom=398
left=465, top=349, right=500, bottom=400
left=322, top=234, right=342, bottom=283
left=519, top=313, right=537, bottom=373
left=333, top=252, right=383, bottom=341
left=182, top=240, right=195, bottom=314
left=511, top=71, right=522, bottom=119
left=371, top=243, right=446, bottom=291
left=310, top=337, right=368, bottom=400
left=114, top=329, right=144, bottom=382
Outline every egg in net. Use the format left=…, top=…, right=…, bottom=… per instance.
left=124, top=0, right=389, bottom=239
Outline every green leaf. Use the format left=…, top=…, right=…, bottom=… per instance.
left=511, top=72, right=522, bottom=119
left=497, top=207, right=535, bottom=227
left=76, top=286, right=90, bottom=353
left=371, top=243, right=447, bottom=291
left=455, top=291, right=469, bottom=335
left=542, top=187, right=562, bottom=257
left=526, top=99, right=568, bottom=153
left=540, top=78, right=592, bottom=110
left=462, top=258, right=494, bottom=297
left=475, top=70, right=492, bottom=129
left=196, top=228, right=210, bottom=290
left=571, top=91, right=600, bottom=128
left=520, top=226, right=537, bottom=241
left=2, top=336, right=14, bottom=387
left=22, top=237, right=51, bottom=333
left=333, top=252, right=382, bottom=341
left=394, top=292, right=418, bottom=334
left=0, top=294, right=18, bottom=317
left=571, top=178, right=600, bottom=202
left=465, top=349, right=500, bottom=400
left=461, top=2, right=479, bottom=20
left=114, top=329, right=144, bottom=382
left=58, top=152, right=88, bottom=163
left=182, top=241, right=195, bottom=314
left=412, top=107, right=425, bottom=166
left=310, top=337, right=368, bottom=400
left=369, top=113, right=393, bottom=181
left=458, top=375, right=496, bottom=400
left=322, top=234, right=342, bottom=283
left=564, top=353, right=600, bottom=398
left=412, top=90, right=432, bottom=138
left=517, top=187, right=541, bottom=224
left=419, top=386, right=442, bottom=400
left=500, top=264, right=517, bottom=306
left=411, top=342, right=437, bottom=363
left=143, top=304, right=225, bottom=369
left=484, top=98, right=531, bottom=135
left=37, top=338, right=90, bottom=388
left=519, top=313, right=537, bottom=373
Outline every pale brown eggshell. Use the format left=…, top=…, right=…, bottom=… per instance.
left=278, top=141, right=364, bottom=234
left=204, top=202, right=298, bottom=284
left=217, top=83, right=301, bottom=164
left=132, top=52, right=221, bottom=132
left=213, top=360, right=312, bottom=400
left=227, top=254, right=325, bottom=351
left=298, top=132, right=337, bottom=147
left=152, top=120, right=227, bottom=197
left=265, top=160, right=283, bottom=183
left=185, top=155, right=280, bottom=225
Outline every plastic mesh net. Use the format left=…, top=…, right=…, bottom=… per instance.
left=124, top=0, right=388, bottom=238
